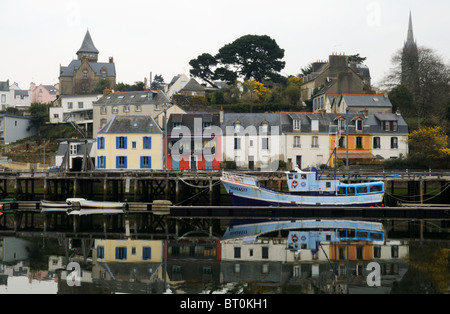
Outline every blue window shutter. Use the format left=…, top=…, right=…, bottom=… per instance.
left=148, top=137, right=151, bottom=149
left=140, top=156, right=143, bottom=169
left=103, top=156, right=106, bottom=168
left=149, top=156, right=151, bottom=169
left=115, top=247, right=119, bottom=259
left=124, top=156, right=127, bottom=169
left=97, top=138, right=100, bottom=149
left=124, top=137, right=127, bottom=149
left=116, top=136, right=119, bottom=149
left=116, top=156, right=119, bottom=168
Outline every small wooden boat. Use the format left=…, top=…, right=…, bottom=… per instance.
left=66, top=198, right=126, bottom=209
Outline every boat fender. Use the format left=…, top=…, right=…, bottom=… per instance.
left=291, top=180, right=298, bottom=188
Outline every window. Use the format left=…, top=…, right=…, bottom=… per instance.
left=373, top=246, right=381, bottom=258
left=355, top=119, right=363, bottom=131
left=116, top=136, right=127, bottom=149
left=83, top=70, right=88, bottom=78
left=370, top=184, right=383, bottom=193
left=70, top=144, right=77, bottom=155
left=293, top=136, right=301, bottom=148
left=391, top=137, right=398, bottom=149
left=383, top=121, right=398, bottom=131
left=262, top=138, right=269, bottom=150
left=173, top=122, right=181, bottom=129
left=373, top=137, right=381, bottom=149
left=68, top=102, right=73, bottom=109
left=143, top=136, right=152, bottom=149
left=97, top=156, right=106, bottom=169
left=112, top=106, right=118, bottom=114
left=234, top=247, right=241, bottom=259
left=262, top=247, right=269, bottom=259
left=123, top=105, right=130, bottom=113
left=140, top=156, right=151, bottom=168
left=311, top=119, right=319, bottom=131
left=338, top=136, right=345, bottom=148
left=1, top=95, right=6, bottom=103
left=357, top=186, right=368, bottom=194
left=312, top=136, right=319, bottom=148
left=234, top=138, right=241, bottom=150
left=101, top=106, right=107, bottom=115
left=78, top=102, right=83, bottom=109
left=115, top=247, right=127, bottom=260
left=356, top=136, right=363, bottom=149
left=142, top=247, right=151, bottom=260
left=116, top=156, right=127, bottom=169
left=293, top=119, right=300, bottom=130
left=97, top=137, right=105, bottom=149
left=132, top=141, right=136, bottom=149
left=391, top=245, right=399, bottom=258
left=100, top=119, right=107, bottom=129
left=97, top=246, right=105, bottom=259
left=135, top=105, right=141, bottom=112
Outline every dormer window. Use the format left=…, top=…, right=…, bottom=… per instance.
left=261, top=120, right=269, bottom=133
left=234, top=120, right=242, bottom=132
left=355, top=118, right=363, bottom=131
left=293, top=119, right=300, bottom=131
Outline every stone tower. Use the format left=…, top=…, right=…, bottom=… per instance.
left=76, top=30, right=99, bottom=62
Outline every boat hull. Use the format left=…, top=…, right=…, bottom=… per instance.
left=222, top=179, right=384, bottom=207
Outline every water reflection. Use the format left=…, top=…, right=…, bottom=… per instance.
left=0, top=229, right=448, bottom=294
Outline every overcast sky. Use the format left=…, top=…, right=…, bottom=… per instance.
left=1, top=0, right=449, bottom=90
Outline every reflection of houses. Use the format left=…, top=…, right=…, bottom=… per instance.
left=92, top=239, right=165, bottom=293
left=221, top=236, right=409, bottom=293
left=0, top=237, right=37, bottom=263
left=167, top=231, right=221, bottom=292
left=167, top=113, right=222, bottom=170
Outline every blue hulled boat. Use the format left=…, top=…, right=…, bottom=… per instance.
left=221, top=168, right=384, bottom=207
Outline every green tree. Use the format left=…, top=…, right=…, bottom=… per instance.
left=151, top=74, right=165, bottom=90
left=388, top=85, right=415, bottom=116
left=27, top=103, right=51, bottom=135
left=189, top=53, right=219, bottom=88
left=91, top=79, right=112, bottom=94
left=115, top=81, right=146, bottom=92
left=409, top=126, right=450, bottom=168
left=215, top=35, right=285, bottom=82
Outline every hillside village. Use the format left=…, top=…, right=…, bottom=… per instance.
left=0, top=13, right=448, bottom=172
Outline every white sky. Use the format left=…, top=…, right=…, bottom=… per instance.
left=1, top=0, right=449, bottom=90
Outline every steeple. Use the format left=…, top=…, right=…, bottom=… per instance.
left=405, top=11, right=416, bottom=47
left=77, top=29, right=99, bottom=62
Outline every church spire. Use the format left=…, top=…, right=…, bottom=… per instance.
left=405, top=11, right=416, bottom=47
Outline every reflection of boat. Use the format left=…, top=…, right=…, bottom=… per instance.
left=221, top=168, right=384, bottom=207
left=66, top=198, right=126, bottom=209
left=222, top=219, right=385, bottom=245
left=41, top=200, right=70, bottom=208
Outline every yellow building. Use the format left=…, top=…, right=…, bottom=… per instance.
left=94, top=238, right=163, bottom=263
left=96, top=115, right=163, bottom=169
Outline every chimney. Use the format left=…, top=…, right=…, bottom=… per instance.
left=362, top=108, right=369, bottom=118
left=109, top=57, right=114, bottom=63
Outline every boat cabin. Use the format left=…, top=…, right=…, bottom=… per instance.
left=285, top=170, right=384, bottom=195
left=286, top=170, right=338, bottom=193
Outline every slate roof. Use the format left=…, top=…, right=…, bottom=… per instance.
left=180, top=78, right=206, bottom=92
left=0, top=81, right=9, bottom=92
left=98, top=115, right=162, bottom=134
left=222, top=113, right=284, bottom=135
left=77, top=30, right=99, bottom=54
left=341, top=94, right=392, bottom=108
left=56, top=140, right=94, bottom=157
left=282, top=112, right=408, bottom=134
left=60, top=60, right=116, bottom=77
left=94, top=90, right=170, bottom=106
left=167, top=113, right=220, bottom=136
